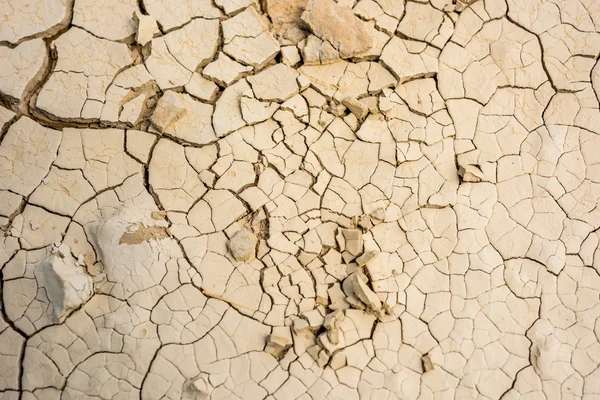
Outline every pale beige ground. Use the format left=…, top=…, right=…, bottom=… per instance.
left=1, top=0, right=600, bottom=399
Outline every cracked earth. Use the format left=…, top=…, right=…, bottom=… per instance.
left=1, top=0, right=600, bottom=398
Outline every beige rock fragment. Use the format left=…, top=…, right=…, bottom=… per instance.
left=222, top=7, right=280, bottom=69
left=342, top=97, right=369, bottom=120
left=422, top=353, right=436, bottom=372
left=227, top=229, right=257, bottom=262
left=349, top=271, right=382, bottom=313
left=266, top=334, right=293, bottom=358
left=0, top=39, right=48, bottom=102
left=266, top=0, right=309, bottom=45
left=323, top=310, right=345, bottom=345
left=459, top=164, right=484, bottom=183
left=133, top=10, right=159, bottom=46
left=370, top=208, right=385, bottom=223
left=187, top=374, right=213, bottom=399
left=281, top=45, right=302, bottom=67
left=84, top=188, right=184, bottom=300
left=342, top=229, right=364, bottom=257
left=307, top=344, right=330, bottom=367
left=41, top=243, right=94, bottom=323
left=300, top=34, right=341, bottom=65
left=301, top=0, right=373, bottom=58
left=356, top=250, right=380, bottom=266
left=2, top=244, right=93, bottom=335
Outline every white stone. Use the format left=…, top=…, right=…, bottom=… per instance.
left=41, top=244, right=94, bottom=322
left=227, top=229, right=258, bottom=262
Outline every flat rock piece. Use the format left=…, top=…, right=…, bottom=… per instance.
left=342, top=229, right=364, bottom=257
left=266, top=0, right=309, bottom=45
left=133, top=10, right=159, bottom=46
left=301, top=0, right=373, bottom=58
left=342, top=96, right=369, bottom=120
left=266, top=334, right=292, bottom=358
left=349, top=271, right=382, bottom=313
left=188, top=374, right=213, bottom=399
left=459, top=164, right=484, bottom=182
